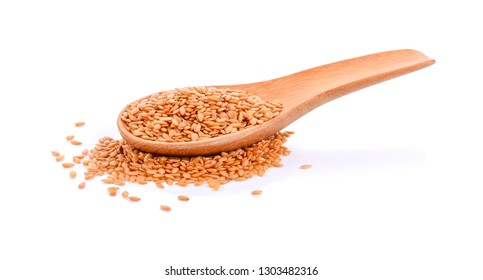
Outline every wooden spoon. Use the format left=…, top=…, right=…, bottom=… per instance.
left=118, top=49, right=434, bottom=156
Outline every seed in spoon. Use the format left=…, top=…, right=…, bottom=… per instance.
left=119, top=87, right=283, bottom=144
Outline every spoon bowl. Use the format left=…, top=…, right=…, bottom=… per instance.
left=118, top=49, right=434, bottom=156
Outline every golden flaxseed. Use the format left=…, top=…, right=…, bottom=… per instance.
left=120, top=87, right=283, bottom=143
left=86, top=131, right=291, bottom=188
left=62, top=162, right=75, bottom=168
left=300, top=164, right=312, bottom=169
left=107, top=186, right=119, bottom=192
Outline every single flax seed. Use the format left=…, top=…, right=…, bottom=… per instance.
left=128, top=196, right=141, bottom=201
left=208, top=181, right=221, bottom=191
left=107, top=186, right=119, bottom=192
left=251, top=190, right=263, bottom=195
left=71, top=140, right=82, bottom=145
left=62, top=162, right=75, bottom=168
left=160, top=205, right=171, bottom=212
left=66, top=135, right=75, bottom=141
left=114, top=180, right=125, bottom=186
left=75, top=122, right=85, bottom=127
left=78, top=182, right=86, bottom=189
left=178, top=195, right=190, bottom=201
left=102, top=178, right=114, bottom=184
left=69, top=171, right=77, bottom=178
left=300, top=164, right=312, bottom=169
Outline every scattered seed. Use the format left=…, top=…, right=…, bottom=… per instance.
left=160, top=205, right=171, bottom=212
left=208, top=181, right=220, bottom=191
left=102, top=178, right=114, bottom=184
left=251, top=190, right=263, bottom=195
left=114, top=180, right=125, bottom=186
left=71, top=140, right=82, bottom=145
left=86, top=131, right=291, bottom=188
left=121, top=191, right=129, bottom=198
left=51, top=151, right=60, bottom=157
left=300, top=164, right=312, bottom=169
left=69, top=171, right=77, bottom=178
left=78, top=182, right=86, bottom=189
left=75, top=122, right=85, bottom=127
left=62, top=162, right=75, bottom=168
left=66, top=135, right=75, bottom=141
left=107, top=186, right=119, bottom=192
left=178, top=195, right=190, bottom=201
left=128, top=196, right=141, bottom=201
left=108, top=190, right=117, bottom=196
left=55, top=155, right=65, bottom=162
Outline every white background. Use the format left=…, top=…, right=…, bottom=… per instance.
left=1, top=1, right=482, bottom=279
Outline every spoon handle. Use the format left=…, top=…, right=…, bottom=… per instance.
left=260, top=49, right=435, bottom=107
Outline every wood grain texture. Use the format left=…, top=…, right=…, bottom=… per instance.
left=118, top=49, right=434, bottom=156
